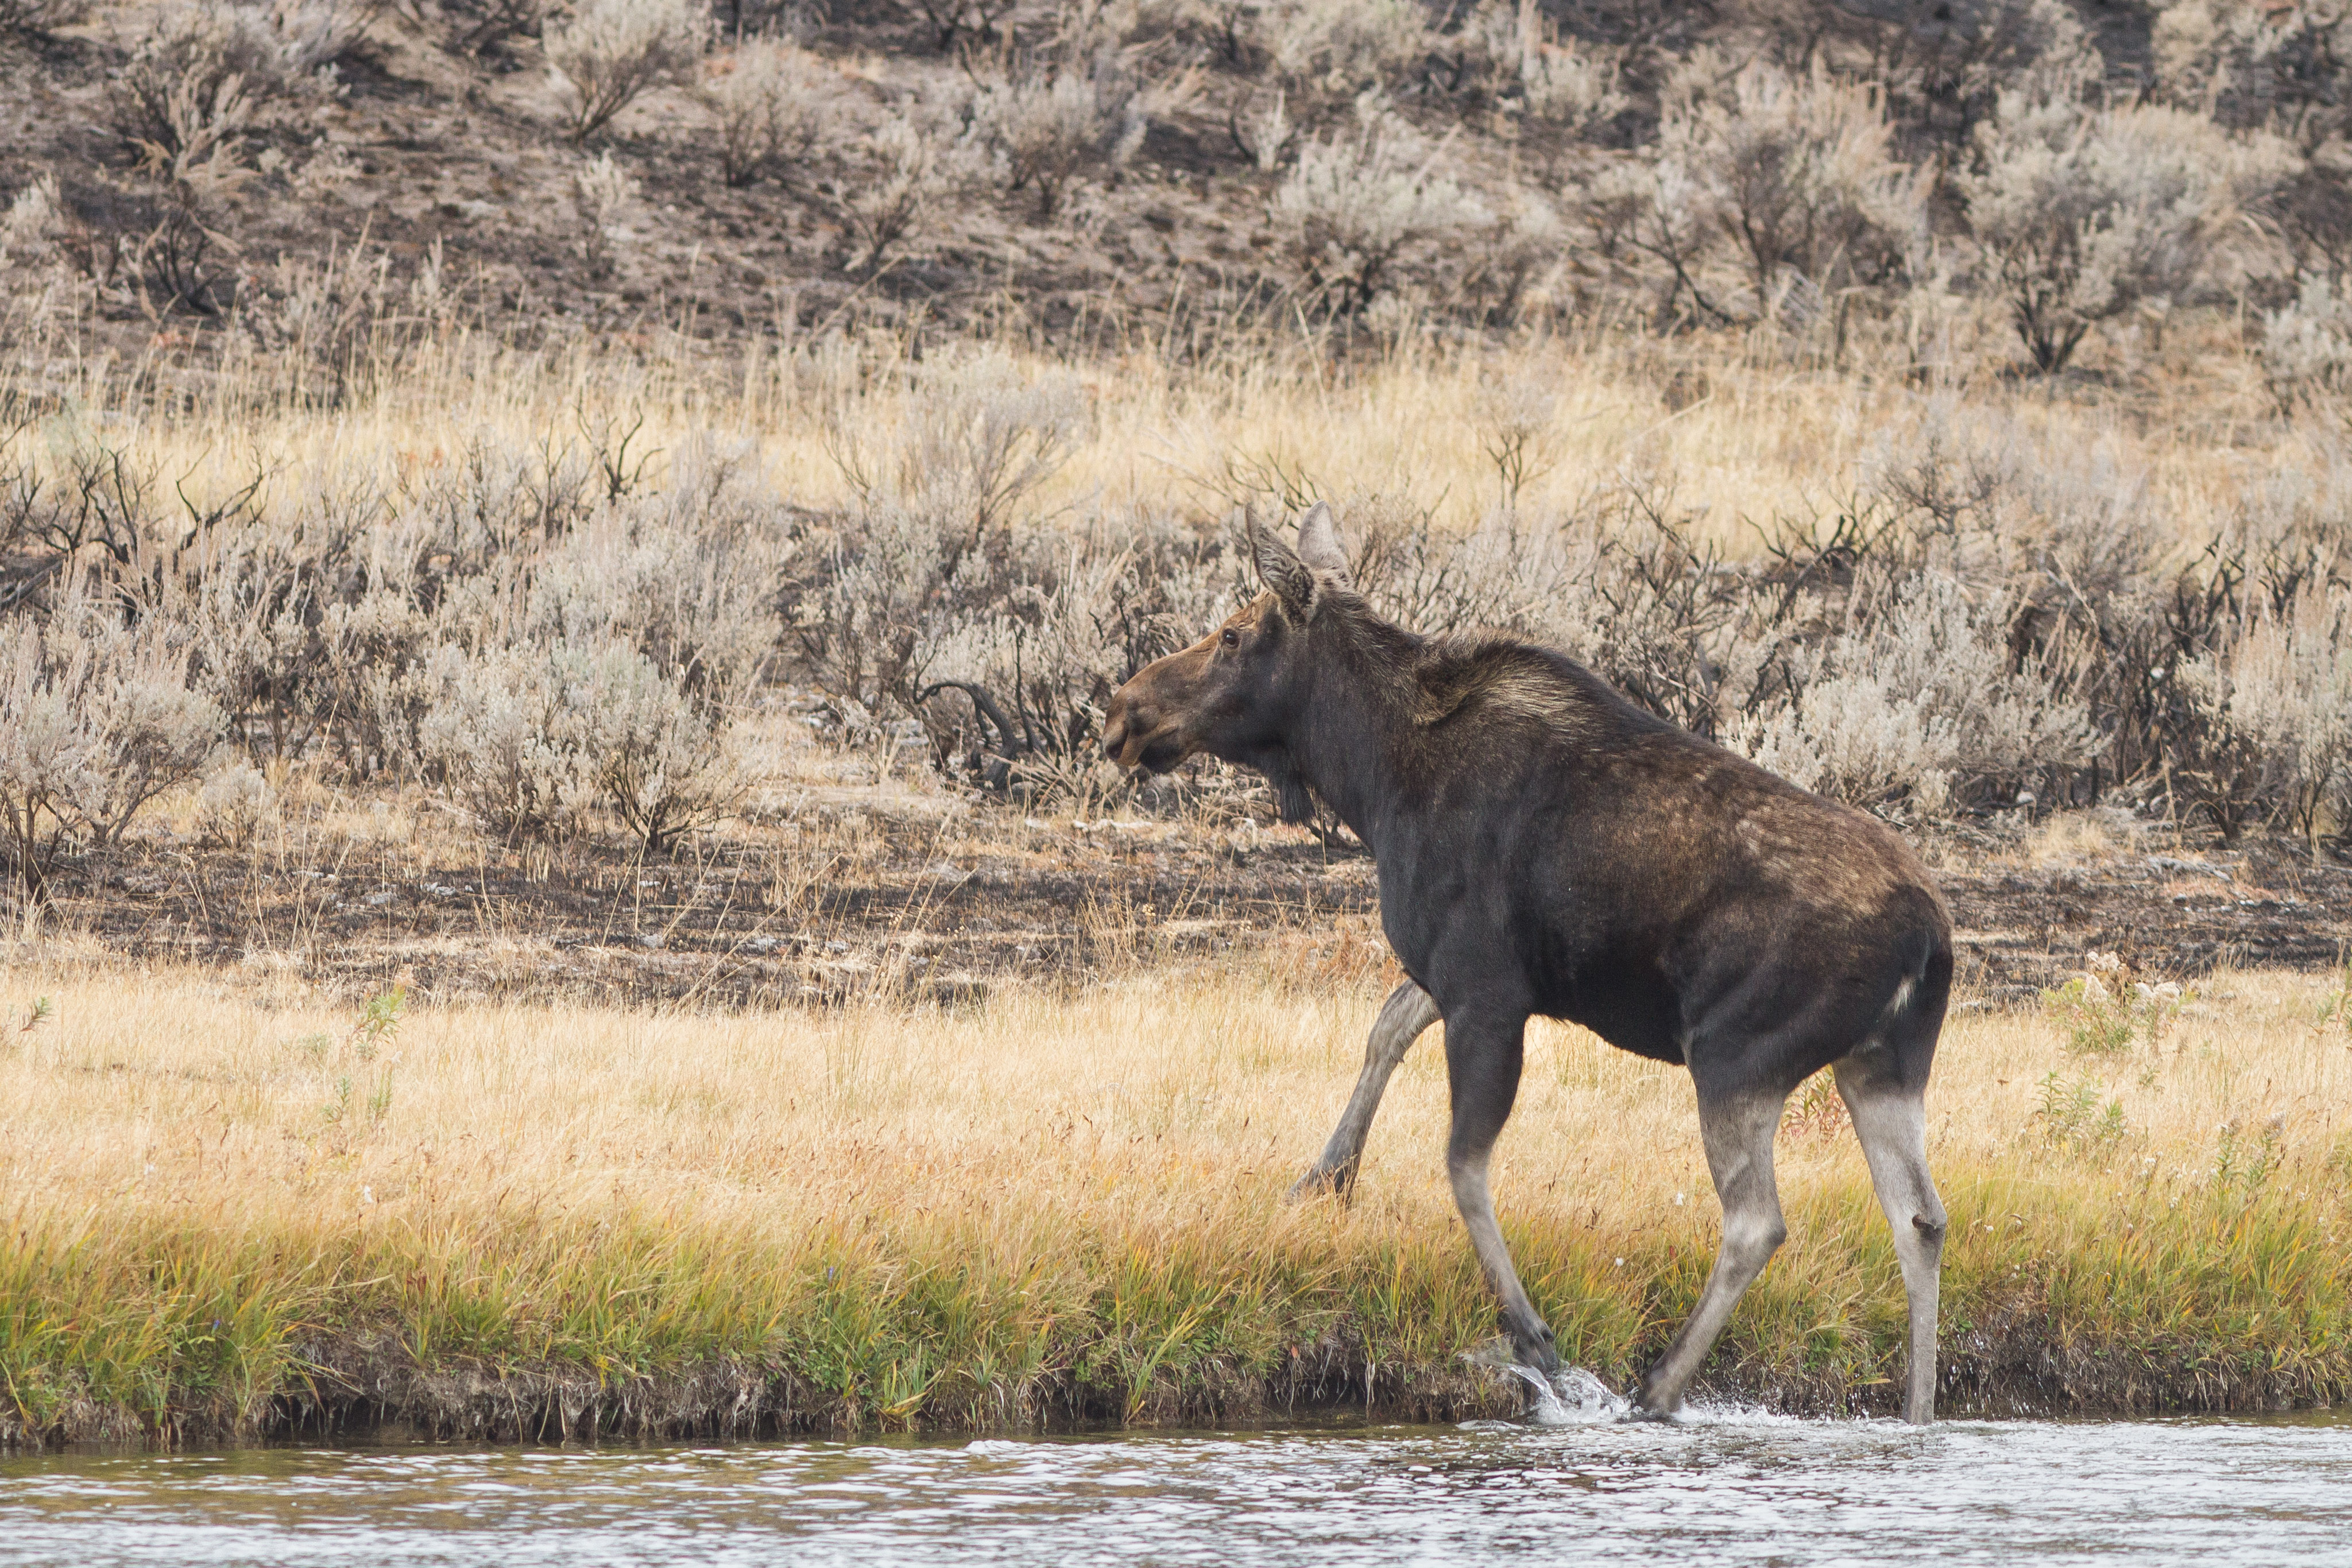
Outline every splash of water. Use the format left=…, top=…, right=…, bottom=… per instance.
left=1465, top=1340, right=1633, bottom=1426
left=1508, top=1364, right=1632, bottom=1426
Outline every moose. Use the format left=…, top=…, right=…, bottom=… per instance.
left=1102, top=503, right=1953, bottom=1423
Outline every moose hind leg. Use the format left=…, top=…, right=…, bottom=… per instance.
left=1835, top=1057, right=1947, bottom=1424
left=1633, top=1091, right=1788, bottom=1418
left=1442, top=1006, right=1560, bottom=1375
left=1288, top=981, right=1441, bottom=1205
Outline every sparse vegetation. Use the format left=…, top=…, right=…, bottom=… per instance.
left=2032, top=1068, right=2126, bottom=1154
left=835, top=111, right=947, bottom=274
left=1263, top=0, right=1428, bottom=95
left=266, top=0, right=378, bottom=74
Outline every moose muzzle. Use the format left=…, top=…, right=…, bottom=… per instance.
left=1101, top=682, right=1190, bottom=773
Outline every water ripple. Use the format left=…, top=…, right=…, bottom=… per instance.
left=2, top=1410, right=2347, bottom=1567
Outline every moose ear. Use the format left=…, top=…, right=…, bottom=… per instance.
left=1245, top=504, right=1318, bottom=618
left=1294, top=501, right=1352, bottom=586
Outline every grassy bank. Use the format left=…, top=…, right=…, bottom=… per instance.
left=3, top=956, right=2350, bottom=1446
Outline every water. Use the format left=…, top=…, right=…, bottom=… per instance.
left=4, top=1403, right=2349, bottom=1567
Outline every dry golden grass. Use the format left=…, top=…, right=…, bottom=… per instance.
left=4, top=950, right=2349, bottom=1440
left=34, top=312, right=2326, bottom=562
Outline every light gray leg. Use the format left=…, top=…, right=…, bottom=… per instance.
left=1836, top=1056, right=1947, bottom=1424
left=1442, top=1004, right=1560, bottom=1373
left=1633, top=1091, right=1789, bottom=1418
left=1286, top=980, right=1441, bottom=1205
left=1450, top=1138, right=1561, bottom=1375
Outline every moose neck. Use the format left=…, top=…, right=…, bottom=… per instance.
left=1278, top=607, right=1425, bottom=857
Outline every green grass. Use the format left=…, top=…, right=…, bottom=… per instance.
left=5, top=1163, right=2346, bottom=1446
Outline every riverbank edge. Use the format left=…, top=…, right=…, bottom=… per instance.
left=6, top=1319, right=2345, bottom=1450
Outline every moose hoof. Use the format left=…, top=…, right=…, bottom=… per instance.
left=1508, top=1320, right=1562, bottom=1377
left=1625, top=1372, right=1681, bottom=1422
left=1284, top=1166, right=1353, bottom=1207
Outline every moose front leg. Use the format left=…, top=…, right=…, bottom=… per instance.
left=1443, top=1003, right=1560, bottom=1375
left=1286, top=981, right=1441, bottom=1205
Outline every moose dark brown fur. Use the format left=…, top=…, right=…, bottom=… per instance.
left=1102, top=503, right=1954, bottom=1423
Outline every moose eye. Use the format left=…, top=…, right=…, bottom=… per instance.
left=1220, top=628, right=1240, bottom=649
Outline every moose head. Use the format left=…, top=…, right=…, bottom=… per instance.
left=1100, top=502, right=1355, bottom=822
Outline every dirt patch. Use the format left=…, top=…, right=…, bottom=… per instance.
left=23, top=793, right=2350, bottom=1009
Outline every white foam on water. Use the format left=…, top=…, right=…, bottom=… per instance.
left=1496, top=1364, right=1631, bottom=1427
left=1462, top=1339, right=1633, bottom=1426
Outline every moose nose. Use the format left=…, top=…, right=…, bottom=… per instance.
left=1101, top=692, right=1132, bottom=763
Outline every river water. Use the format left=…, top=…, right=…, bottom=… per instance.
left=4, top=1398, right=2348, bottom=1567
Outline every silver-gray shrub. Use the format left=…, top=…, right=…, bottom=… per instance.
left=570, top=150, right=637, bottom=276
left=415, top=639, right=602, bottom=841
left=798, top=351, right=1089, bottom=718
left=405, top=447, right=778, bottom=843
left=967, top=48, right=1147, bottom=220
left=1452, top=0, right=1623, bottom=132
left=4, top=420, right=775, bottom=850
left=543, top=0, right=708, bottom=144
left=1958, top=88, right=2296, bottom=373
left=525, top=446, right=782, bottom=704
left=1347, top=487, right=1781, bottom=754
left=2154, top=3, right=2352, bottom=277
left=1260, top=0, right=1426, bottom=95
left=891, top=505, right=1235, bottom=797
left=823, top=349, right=1087, bottom=544
left=10, top=362, right=2347, bottom=844
left=415, top=624, right=752, bottom=850
left=2180, top=581, right=2352, bottom=848
left=1460, top=186, right=1566, bottom=326
left=2153, top=0, right=2352, bottom=142
left=1270, top=104, right=1490, bottom=312
left=576, top=639, right=745, bottom=851
left=1517, top=41, right=1625, bottom=136
left=1732, top=574, right=2100, bottom=815
left=1332, top=405, right=2270, bottom=825
left=104, top=1, right=367, bottom=187
left=0, top=174, right=69, bottom=309
left=268, top=0, right=381, bottom=73
left=109, top=3, right=290, bottom=190
left=0, top=575, right=224, bottom=892
left=1645, top=55, right=1929, bottom=328
left=1875, top=0, right=2090, bottom=142
left=834, top=110, right=948, bottom=274
left=196, top=756, right=276, bottom=850
left=703, top=37, right=835, bottom=188
left=0, top=0, right=86, bottom=36
left=2260, top=274, right=2352, bottom=408
left=793, top=353, right=1237, bottom=790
